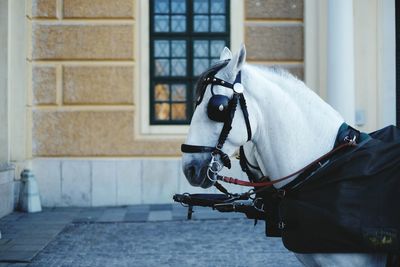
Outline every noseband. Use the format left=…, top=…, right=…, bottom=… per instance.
left=181, top=71, right=252, bottom=183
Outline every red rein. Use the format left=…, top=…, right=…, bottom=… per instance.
left=217, top=142, right=355, bottom=188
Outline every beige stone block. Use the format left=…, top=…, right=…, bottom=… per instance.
left=246, top=25, right=304, bottom=61
left=63, top=66, right=134, bottom=104
left=32, top=65, right=57, bottom=105
left=32, top=111, right=136, bottom=156
left=32, top=24, right=134, bottom=60
left=129, top=140, right=182, bottom=156
left=63, top=0, right=134, bottom=18
left=32, top=0, right=57, bottom=18
left=32, top=111, right=183, bottom=156
left=259, top=64, right=304, bottom=80
left=245, top=0, right=303, bottom=19
left=285, top=65, right=304, bottom=80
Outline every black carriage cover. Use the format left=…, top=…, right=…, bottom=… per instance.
left=276, top=125, right=400, bottom=253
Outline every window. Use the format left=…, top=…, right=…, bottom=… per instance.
left=150, top=0, right=230, bottom=125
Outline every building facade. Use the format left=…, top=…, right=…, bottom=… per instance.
left=0, top=0, right=396, bottom=215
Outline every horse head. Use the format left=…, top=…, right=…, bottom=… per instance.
left=181, top=45, right=258, bottom=188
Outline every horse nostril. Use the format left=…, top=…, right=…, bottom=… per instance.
left=187, top=166, right=196, bottom=178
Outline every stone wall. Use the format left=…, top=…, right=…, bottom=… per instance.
left=245, top=0, right=304, bottom=78
left=0, top=164, right=15, bottom=218
left=32, top=158, right=249, bottom=206
left=29, top=0, right=182, bottom=157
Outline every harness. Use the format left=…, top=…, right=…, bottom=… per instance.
left=177, top=64, right=369, bottom=235
left=181, top=71, right=252, bottom=180
left=181, top=67, right=360, bottom=191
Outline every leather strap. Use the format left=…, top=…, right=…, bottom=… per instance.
left=239, top=95, right=252, bottom=141
left=181, top=144, right=215, bottom=153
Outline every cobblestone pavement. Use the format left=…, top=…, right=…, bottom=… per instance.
left=0, top=205, right=302, bottom=267
left=29, top=220, right=301, bottom=267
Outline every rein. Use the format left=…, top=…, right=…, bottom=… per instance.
left=218, top=140, right=356, bottom=189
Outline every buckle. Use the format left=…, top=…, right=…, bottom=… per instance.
left=277, top=189, right=286, bottom=199
left=344, top=135, right=357, bottom=146
left=278, top=221, right=286, bottom=230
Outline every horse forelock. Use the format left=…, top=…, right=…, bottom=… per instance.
left=194, top=60, right=230, bottom=103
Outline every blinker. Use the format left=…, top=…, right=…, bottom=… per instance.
left=207, top=95, right=230, bottom=122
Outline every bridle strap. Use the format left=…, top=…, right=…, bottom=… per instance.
left=239, top=95, right=251, bottom=142
left=238, top=145, right=262, bottom=183
left=181, top=144, right=215, bottom=153
left=181, top=144, right=231, bottom=168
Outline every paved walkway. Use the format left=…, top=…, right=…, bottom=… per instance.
left=0, top=205, right=301, bottom=267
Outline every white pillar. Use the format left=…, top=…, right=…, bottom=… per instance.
left=377, top=0, right=396, bottom=127
left=327, top=0, right=356, bottom=125
left=0, top=0, right=9, bottom=163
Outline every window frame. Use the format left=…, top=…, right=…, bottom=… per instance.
left=135, top=0, right=244, bottom=138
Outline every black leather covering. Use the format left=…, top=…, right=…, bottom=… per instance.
left=278, top=125, right=400, bottom=253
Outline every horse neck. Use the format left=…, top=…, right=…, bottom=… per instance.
left=244, top=66, right=344, bottom=187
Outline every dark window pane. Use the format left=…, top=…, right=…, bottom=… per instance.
left=171, top=59, right=187, bottom=76
left=154, top=15, right=169, bottom=32
left=211, top=58, right=221, bottom=65
left=171, top=0, right=186, bottom=13
left=193, top=40, right=209, bottom=57
left=154, top=40, right=170, bottom=57
left=210, top=40, right=225, bottom=57
left=155, top=59, right=170, bottom=76
left=211, top=0, right=225, bottom=14
left=171, top=40, right=186, bottom=57
left=155, top=0, right=170, bottom=13
left=171, top=84, right=186, bottom=101
left=172, top=103, right=187, bottom=120
left=171, top=15, right=186, bottom=32
left=154, top=84, right=170, bottom=101
left=155, top=103, right=170, bottom=120
left=210, top=15, right=225, bottom=32
left=193, top=58, right=209, bottom=76
left=194, top=0, right=209, bottom=13
left=194, top=15, right=209, bottom=32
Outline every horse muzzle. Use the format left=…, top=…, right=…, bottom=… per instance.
left=182, top=154, right=216, bottom=189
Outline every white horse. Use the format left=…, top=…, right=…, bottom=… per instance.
left=181, top=45, right=387, bottom=267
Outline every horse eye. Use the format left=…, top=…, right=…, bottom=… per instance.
left=207, top=95, right=230, bottom=122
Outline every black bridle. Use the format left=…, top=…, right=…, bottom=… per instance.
left=181, top=70, right=252, bottom=181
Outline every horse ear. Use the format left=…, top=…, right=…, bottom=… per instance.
left=220, top=47, right=232, bottom=60
left=226, top=44, right=246, bottom=75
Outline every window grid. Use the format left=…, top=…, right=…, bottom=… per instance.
left=150, top=0, right=230, bottom=125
